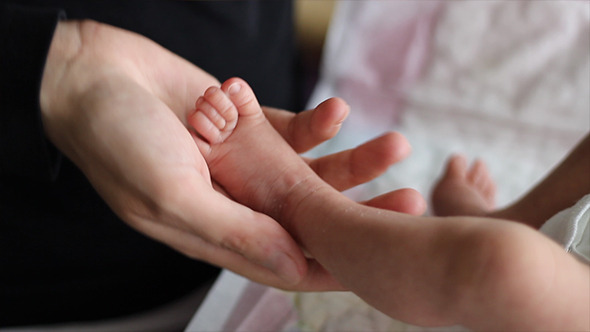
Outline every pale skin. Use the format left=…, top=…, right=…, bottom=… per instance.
left=188, top=77, right=590, bottom=331
left=39, top=20, right=427, bottom=291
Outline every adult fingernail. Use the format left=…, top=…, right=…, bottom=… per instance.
left=268, top=251, right=301, bottom=285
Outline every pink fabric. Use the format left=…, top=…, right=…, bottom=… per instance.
left=331, top=2, right=443, bottom=131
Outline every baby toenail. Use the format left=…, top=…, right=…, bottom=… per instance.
left=228, top=83, right=241, bottom=95
left=204, top=87, right=217, bottom=96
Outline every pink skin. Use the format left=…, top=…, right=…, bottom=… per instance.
left=188, top=78, right=424, bottom=221
left=187, top=78, right=348, bottom=222
left=431, top=154, right=496, bottom=217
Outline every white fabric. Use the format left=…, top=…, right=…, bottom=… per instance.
left=541, top=194, right=590, bottom=264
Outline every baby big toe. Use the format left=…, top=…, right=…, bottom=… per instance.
left=222, top=78, right=261, bottom=117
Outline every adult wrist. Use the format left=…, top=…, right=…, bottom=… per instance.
left=40, top=20, right=82, bottom=124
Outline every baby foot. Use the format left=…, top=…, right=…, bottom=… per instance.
left=431, top=155, right=496, bottom=217
left=187, top=77, right=324, bottom=223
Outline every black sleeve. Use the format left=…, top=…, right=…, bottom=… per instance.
left=0, top=3, right=64, bottom=181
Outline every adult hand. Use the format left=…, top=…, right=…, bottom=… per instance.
left=40, top=20, right=422, bottom=291
left=264, top=103, right=426, bottom=216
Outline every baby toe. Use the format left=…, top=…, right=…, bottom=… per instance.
left=196, top=96, right=226, bottom=130
left=189, top=111, right=223, bottom=144
left=203, top=86, right=238, bottom=125
left=222, top=77, right=262, bottom=117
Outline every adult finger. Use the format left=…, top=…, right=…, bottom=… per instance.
left=361, top=188, right=427, bottom=216
left=308, top=132, right=412, bottom=192
left=262, top=97, right=349, bottom=153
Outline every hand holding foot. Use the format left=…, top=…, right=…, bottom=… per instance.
left=189, top=78, right=425, bottom=219
left=42, top=22, right=337, bottom=291
left=188, top=78, right=328, bottom=222
left=188, top=77, right=425, bottom=289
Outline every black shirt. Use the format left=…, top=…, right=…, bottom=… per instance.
left=0, top=0, right=300, bottom=326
